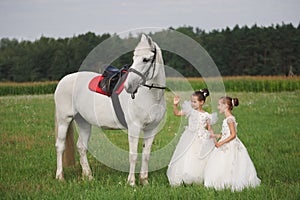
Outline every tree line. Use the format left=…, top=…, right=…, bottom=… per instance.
left=0, top=23, right=299, bottom=82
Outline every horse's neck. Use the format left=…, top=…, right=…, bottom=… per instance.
left=146, top=66, right=166, bottom=86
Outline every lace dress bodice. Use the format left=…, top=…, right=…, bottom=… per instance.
left=219, top=116, right=242, bottom=153
left=221, top=116, right=237, bottom=140
left=187, top=110, right=210, bottom=132
left=182, top=101, right=211, bottom=138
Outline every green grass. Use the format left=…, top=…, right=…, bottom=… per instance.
left=0, top=92, right=300, bottom=199
left=0, top=82, right=57, bottom=96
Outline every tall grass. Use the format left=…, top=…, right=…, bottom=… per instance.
left=220, top=76, right=300, bottom=92
left=0, top=81, right=57, bottom=96
left=0, top=92, right=299, bottom=199
left=0, top=76, right=300, bottom=96
left=187, top=76, right=300, bottom=92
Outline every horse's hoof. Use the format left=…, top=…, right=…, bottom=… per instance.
left=127, top=180, right=136, bottom=186
left=127, top=174, right=136, bottom=186
left=87, top=175, right=94, bottom=181
left=56, top=173, right=65, bottom=181
left=140, top=177, right=149, bottom=186
left=82, top=174, right=94, bottom=181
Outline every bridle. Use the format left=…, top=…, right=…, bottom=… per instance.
left=127, top=47, right=166, bottom=99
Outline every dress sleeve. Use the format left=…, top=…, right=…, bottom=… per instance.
left=227, top=116, right=236, bottom=124
left=181, top=100, right=193, bottom=117
left=208, top=112, right=218, bottom=125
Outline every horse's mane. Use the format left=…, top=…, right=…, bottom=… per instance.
left=153, top=42, right=164, bottom=66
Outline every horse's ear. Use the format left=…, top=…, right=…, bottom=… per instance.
left=141, top=34, right=148, bottom=43
left=147, top=36, right=153, bottom=46
left=141, top=34, right=153, bottom=46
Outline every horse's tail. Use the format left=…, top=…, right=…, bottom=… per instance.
left=55, top=114, right=76, bottom=167
left=63, top=123, right=76, bottom=167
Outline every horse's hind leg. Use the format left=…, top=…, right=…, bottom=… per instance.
left=75, top=114, right=93, bottom=180
left=55, top=117, right=73, bottom=180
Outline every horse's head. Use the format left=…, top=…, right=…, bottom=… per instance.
left=125, top=34, right=162, bottom=96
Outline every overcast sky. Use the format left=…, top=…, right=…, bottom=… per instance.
left=0, top=0, right=299, bottom=41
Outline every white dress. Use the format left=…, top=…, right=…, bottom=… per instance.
left=204, top=116, right=261, bottom=191
left=167, top=101, right=215, bottom=186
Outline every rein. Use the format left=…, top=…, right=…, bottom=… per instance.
left=143, top=84, right=166, bottom=90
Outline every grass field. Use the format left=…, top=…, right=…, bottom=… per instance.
left=0, top=91, right=300, bottom=199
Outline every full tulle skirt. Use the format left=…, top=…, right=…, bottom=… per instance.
left=167, top=129, right=215, bottom=186
left=204, top=138, right=261, bottom=191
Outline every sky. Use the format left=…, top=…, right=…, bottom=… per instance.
left=0, top=0, right=299, bottom=41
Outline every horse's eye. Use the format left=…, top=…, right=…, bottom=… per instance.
left=143, top=58, right=150, bottom=63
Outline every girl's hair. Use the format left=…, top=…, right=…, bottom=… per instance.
left=220, top=96, right=239, bottom=110
left=193, top=88, right=209, bottom=102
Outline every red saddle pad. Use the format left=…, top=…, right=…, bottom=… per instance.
left=88, top=75, right=125, bottom=96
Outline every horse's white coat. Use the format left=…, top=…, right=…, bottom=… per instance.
left=54, top=35, right=166, bottom=185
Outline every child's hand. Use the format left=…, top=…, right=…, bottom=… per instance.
left=215, top=142, right=222, bottom=148
left=173, top=96, right=180, bottom=105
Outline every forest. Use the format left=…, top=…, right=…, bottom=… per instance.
left=0, top=23, right=299, bottom=82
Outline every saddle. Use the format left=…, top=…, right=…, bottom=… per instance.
left=88, top=64, right=130, bottom=129
left=89, top=65, right=130, bottom=97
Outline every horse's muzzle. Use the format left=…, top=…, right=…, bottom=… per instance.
left=125, top=72, right=144, bottom=95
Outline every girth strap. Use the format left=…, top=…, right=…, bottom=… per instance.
left=111, top=72, right=128, bottom=129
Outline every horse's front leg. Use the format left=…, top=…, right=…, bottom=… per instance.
left=127, top=133, right=139, bottom=186
left=140, top=130, right=156, bottom=185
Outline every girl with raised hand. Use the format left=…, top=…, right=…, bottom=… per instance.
left=167, top=89, right=216, bottom=186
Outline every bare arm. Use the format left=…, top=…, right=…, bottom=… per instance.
left=207, top=121, right=221, bottom=142
left=207, top=121, right=212, bottom=132
left=207, top=122, right=216, bottom=143
left=173, top=96, right=184, bottom=116
left=215, top=121, right=236, bottom=148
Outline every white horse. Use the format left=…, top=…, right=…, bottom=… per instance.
left=55, top=34, right=166, bottom=186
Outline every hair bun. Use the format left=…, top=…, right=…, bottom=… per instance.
left=200, top=88, right=209, bottom=97
left=232, top=98, right=239, bottom=107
